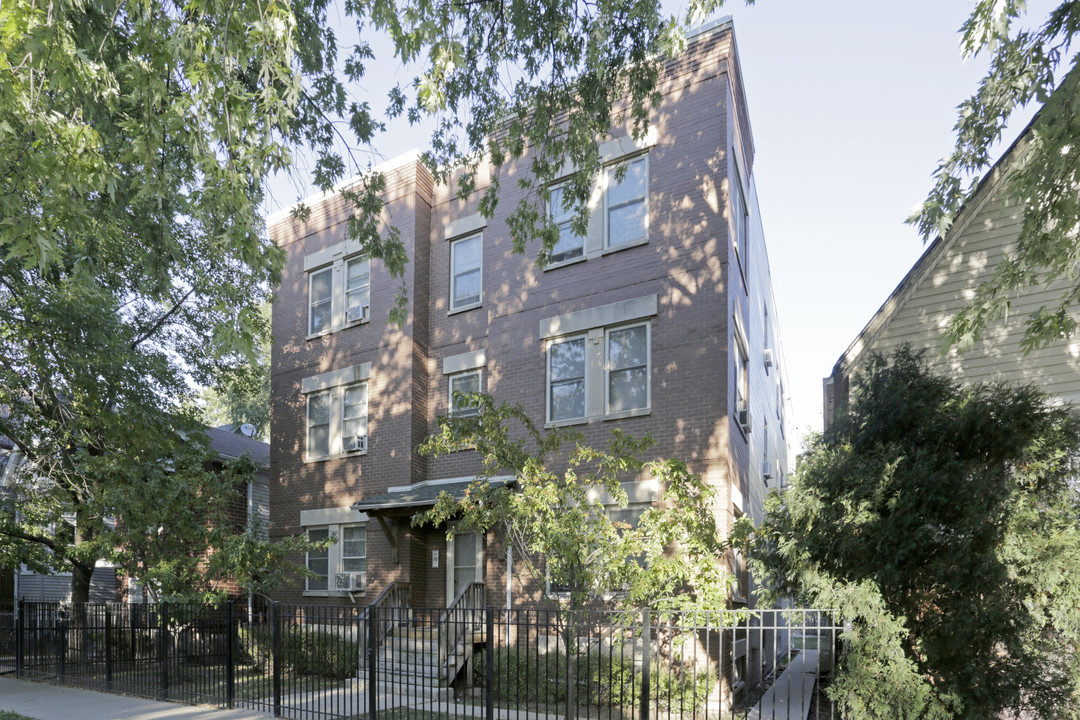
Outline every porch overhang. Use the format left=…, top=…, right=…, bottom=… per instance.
left=351, top=475, right=515, bottom=517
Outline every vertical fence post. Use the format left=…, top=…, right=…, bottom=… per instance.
left=14, top=598, right=22, bottom=679
left=104, top=605, right=113, bottom=692
left=640, top=608, right=650, bottom=720
left=272, top=602, right=282, bottom=718
left=485, top=606, right=494, bottom=720
left=226, top=600, right=235, bottom=709
left=367, top=605, right=377, bottom=720
left=58, top=607, right=67, bottom=684
left=159, top=603, right=169, bottom=700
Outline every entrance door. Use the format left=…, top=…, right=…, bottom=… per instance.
left=446, top=531, right=483, bottom=603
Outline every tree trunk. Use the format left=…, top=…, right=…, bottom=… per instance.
left=71, top=561, right=94, bottom=605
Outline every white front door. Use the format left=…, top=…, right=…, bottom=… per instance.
left=446, top=531, right=483, bottom=604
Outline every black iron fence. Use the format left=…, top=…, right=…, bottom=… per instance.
left=1, top=599, right=844, bottom=720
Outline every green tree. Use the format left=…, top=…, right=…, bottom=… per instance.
left=0, top=0, right=725, bottom=602
left=418, top=396, right=734, bottom=719
left=914, top=2, right=1080, bottom=351
left=197, top=304, right=272, bottom=442
left=750, top=349, right=1080, bottom=720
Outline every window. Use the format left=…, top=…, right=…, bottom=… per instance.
left=548, top=184, right=584, bottom=264
left=731, top=156, right=748, bottom=281
left=341, top=383, right=368, bottom=452
left=301, top=362, right=373, bottom=462
left=341, top=525, right=367, bottom=574
left=450, top=234, right=482, bottom=311
left=304, top=242, right=372, bottom=336
left=344, top=257, right=370, bottom=324
left=548, top=336, right=586, bottom=423
left=606, top=324, right=649, bottom=414
left=307, top=527, right=329, bottom=592
left=605, top=156, right=648, bottom=249
left=449, top=370, right=481, bottom=417
left=306, top=391, right=331, bottom=459
left=735, top=325, right=749, bottom=425
left=308, top=267, right=333, bottom=335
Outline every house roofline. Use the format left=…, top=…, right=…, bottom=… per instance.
left=830, top=109, right=1039, bottom=380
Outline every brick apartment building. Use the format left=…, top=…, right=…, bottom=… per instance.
left=267, top=17, right=791, bottom=610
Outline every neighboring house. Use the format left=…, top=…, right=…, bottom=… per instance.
left=269, top=15, right=792, bottom=615
left=823, top=116, right=1079, bottom=421
left=0, top=426, right=270, bottom=604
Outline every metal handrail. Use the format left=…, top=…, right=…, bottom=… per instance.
left=438, top=582, right=485, bottom=674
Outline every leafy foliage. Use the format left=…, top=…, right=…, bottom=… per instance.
left=196, top=305, right=272, bottom=442
left=913, top=2, right=1080, bottom=351
left=416, top=394, right=733, bottom=614
left=751, top=349, right=1080, bottom=719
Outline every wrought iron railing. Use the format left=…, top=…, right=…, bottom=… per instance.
left=5, top=598, right=845, bottom=720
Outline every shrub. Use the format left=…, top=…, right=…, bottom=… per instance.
left=239, top=624, right=359, bottom=680
left=474, top=644, right=716, bottom=710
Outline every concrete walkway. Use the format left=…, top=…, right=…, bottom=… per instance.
left=748, top=649, right=821, bottom=720
left=0, top=677, right=274, bottom=720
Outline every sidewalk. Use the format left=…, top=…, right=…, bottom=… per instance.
left=0, top=677, right=274, bottom=720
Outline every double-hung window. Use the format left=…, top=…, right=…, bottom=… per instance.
left=732, top=156, right=748, bottom=281
left=548, top=336, right=587, bottom=423
left=549, top=184, right=584, bottom=264
left=449, top=370, right=482, bottom=417
left=605, top=156, right=648, bottom=250
left=735, top=323, right=749, bottom=434
left=542, top=295, right=657, bottom=425
left=606, top=324, right=649, bottom=414
left=302, top=362, right=373, bottom=461
left=308, top=267, right=333, bottom=335
left=341, top=525, right=367, bottom=575
left=344, top=257, right=371, bottom=325
left=304, top=239, right=372, bottom=336
left=450, top=234, right=482, bottom=312
left=341, top=384, right=368, bottom=453
left=306, top=527, right=330, bottom=592
left=307, top=391, right=331, bottom=459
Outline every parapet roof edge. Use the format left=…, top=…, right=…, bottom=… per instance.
left=686, top=15, right=734, bottom=42
left=265, top=148, right=423, bottom=227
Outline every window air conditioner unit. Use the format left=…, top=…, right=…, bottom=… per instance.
left=762, top=461, right=773, bottom=480
left=763, top=348, right=774, bottom=369
left=346, top=305, right=370, bottom=324
left=342, top=435, right=367, bottom=453
left=335, top=572, right=366, bottom=592
left=738, top=409, right=752, bottom=433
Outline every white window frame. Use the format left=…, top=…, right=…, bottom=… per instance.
left=305, top=252, right=372, bottom=338
left=603, top=154, right=649, bottom=251
left=340, top=524, right=367, bottom=575
left=306, top=527, right=330, bottom=593
left=449, top=369, right=482, bottom=418
left=306, top=390, right=332, bottom=460
left=301, top=364, right=373, bottom=463
left=300, top=507, right=370, bottom=597
left=341, top=382, right=369, bottom=454
left=735, top=324, right=749, bottom=416
left=604, top=323, right=651, bottom=417
left=308, top=266, right=334, bottom=336
left=546, top=334, right=588, bottom=426
left=547, top=182, right=586, bottom=266
left=344, top=256, right=371, bottom=326
left=732, top=155, right=748, bottom=283
left=450, top=233, right=483, bottom=313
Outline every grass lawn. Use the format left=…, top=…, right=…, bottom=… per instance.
left=791, top=635, right=821, bottom=650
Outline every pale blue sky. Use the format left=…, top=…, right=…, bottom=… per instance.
left=266, top=1, right=1054, bottom=451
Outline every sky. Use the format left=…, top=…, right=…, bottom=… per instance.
left=266, top=0, right=1056, bottom=454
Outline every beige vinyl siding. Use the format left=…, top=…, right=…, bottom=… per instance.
left=849, top=190, right=1080, bottom=407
